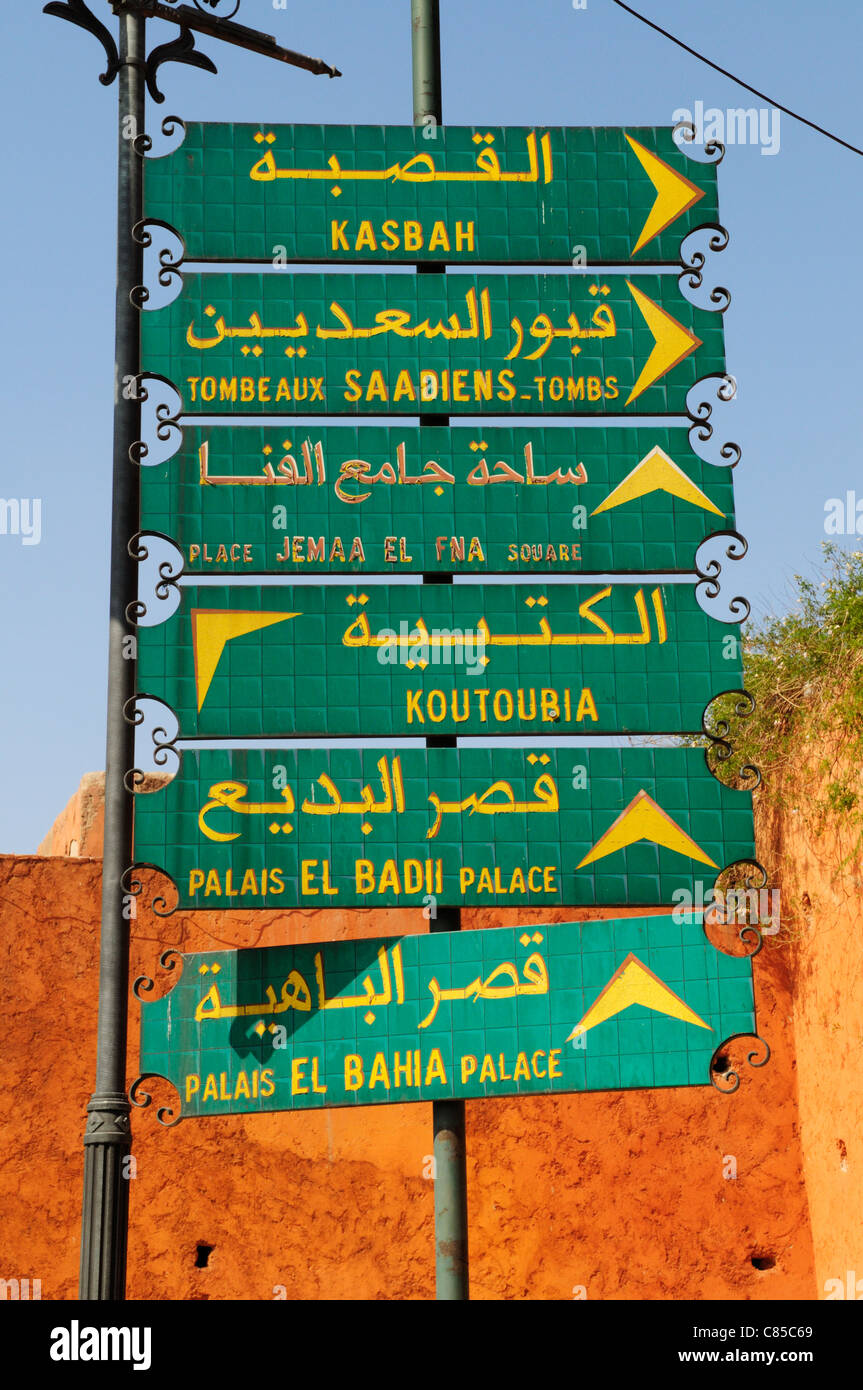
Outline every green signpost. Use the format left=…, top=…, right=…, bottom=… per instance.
left=141, top=424, right=735, bottom=575
left=144, top=123, right=720, bottom=266
left=54, top=0, right=753, bottom=1306
left=142, top=270, right=725, bottom=416
left=136, top=914, right=755, bottom=1118
left=122, top=51, right=758, bottom=1303
left=132, top=744, right=756, bottom=910
left=136, top=580, right=743, bottom=737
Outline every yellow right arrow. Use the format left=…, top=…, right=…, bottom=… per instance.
left=626, top=134, right=706, bottom=255
left=625, top=282, right=703, bottom=407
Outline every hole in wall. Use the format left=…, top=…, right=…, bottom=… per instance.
left=195, top=1244, right=214, bottom=1269
left=750, top=1253, right=776, bottom=1271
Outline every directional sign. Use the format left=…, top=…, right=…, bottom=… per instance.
left=136, top=913, right=755, bottom=1117
left=131, top=745, right=755, bottom=909
left=144, top=124, right=720, bottom=266
left=142, top=272, right=725, bottom=417
left=142, top=425, right=735, bottom=575
left=137, top=581, right=742, bottom=738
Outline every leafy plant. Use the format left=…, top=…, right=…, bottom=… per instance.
left=704, top=544, right=863, bottom=846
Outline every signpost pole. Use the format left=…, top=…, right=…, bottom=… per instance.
left=44, top=0, right=340, bottom=1301
left=79, top=0, right=145, bottom=1300
left=411, top=0, right=442, bottom=124
left=410, top=0, right=470, bottom=1301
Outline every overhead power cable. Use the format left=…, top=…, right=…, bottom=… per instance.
left=613, top=0, right=863, bottom=158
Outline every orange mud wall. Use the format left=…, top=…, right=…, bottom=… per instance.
left=757, top=767, right=863, bottom=1302
left=1, top=777, right=821, bottom=1300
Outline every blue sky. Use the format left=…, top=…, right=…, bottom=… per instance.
left=1, top=0, right=861, bottom=852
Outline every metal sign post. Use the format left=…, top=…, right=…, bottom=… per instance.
left=45, top=0, right=339, bottom=1302
left=410, top=0, right=470, bottom=1302
left=77, top=1, right=145, bottom=1301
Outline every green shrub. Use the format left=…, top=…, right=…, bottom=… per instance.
left=702, top=543, right=863, bottom=835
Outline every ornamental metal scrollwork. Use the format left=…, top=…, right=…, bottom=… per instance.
left=679, top=223, right=731, bottom=311
left=133, top=218, right=186, bottom=291
left=131, top=375, right=184, bottom=464
left=129, top=1074, right=182, bottom=1127
left=128, top=532, right=152, bottom=565
left=673, top=121, right=725, bottom=166
left=195, top=0, right=241, bottom=16
left=695, top=530, right=750, bottom=620
left=43, top=0, right=121, bottom=85
left=122, top=695, right=147, bottom=794
left=713, top=860, right=770, bottom=958
left=701, top=689, right=762, bottom=791
left=151, top=721, right=181, bottom=773
left=126, top=595, right=148, bottom=625
left=160, top=113, right=186, bottom=141
left=121, top=693, right=180, bottom=784
left=710, top=1033, right=770, bottom=1093
left=145, top=25, right=218, bottom=104
left=156, top=544, right=184, bottom=599
left=133, top=947, right=183, bottom=1001
left=121, top=862, right=179, bottom=918
left=155, top=405, right=184, bottom=449
left=129, top=532, right=184, bottom=597
left=687, top=374, right=740, bottom=466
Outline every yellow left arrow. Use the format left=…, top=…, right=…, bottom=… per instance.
left=192, top=609, right=300, bottom=711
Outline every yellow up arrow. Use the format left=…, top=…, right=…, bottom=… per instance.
left=566, top=952, right=713, bottom=1040
left=576, top=789, right=718, bottom=870
left=591, top=445, right=724, bottom=518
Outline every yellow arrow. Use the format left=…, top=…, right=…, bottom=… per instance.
left=625, top=281, right=702, bottom=407
left=191, top=609, right=300, bottom=711
left=576, top=789, right=718, bottom=870
left=626, top=134, right=705, bottom=256
left=591, top=445, right=724, bottom=517
left=566, top=952, right=713, bottom=1039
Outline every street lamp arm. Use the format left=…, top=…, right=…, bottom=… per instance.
left=117, top=1, right=342, bottom=77
left=46, top=1, right=341, bottom=85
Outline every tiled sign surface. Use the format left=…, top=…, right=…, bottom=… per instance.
left=142, top=272, right=725, bottom=417
left=144, top=124, right=719, bottom=265
left=137, top=913, right=754, bottom=1116
left=137, top=581, right=742, bottom=738
left=141, top=424, right=735, bottom=575
left=132, top=745, right=756, bottom=909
